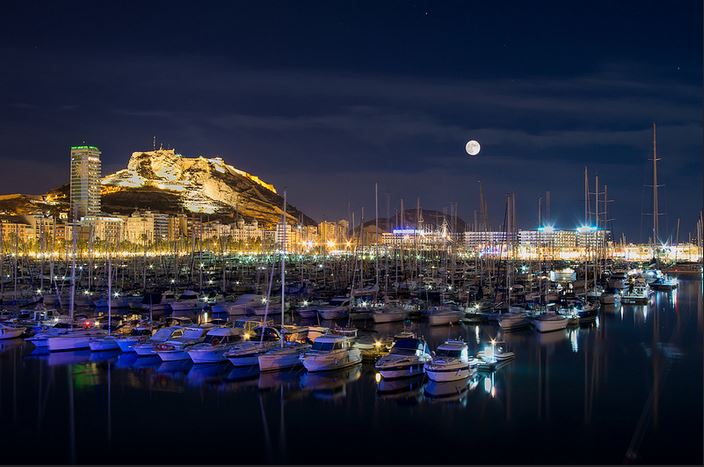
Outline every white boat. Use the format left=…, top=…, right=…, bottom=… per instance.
left=225, top=326, right=283, bottom=366
left=141, top=290, right=177, bottom=312
left=300, top=334, right=361, bottom=372
left=497, top=312, right=530, bottom=331
left=477, top=341, right=516, bottom=362
left=26, top=326, right=71, bottom=347
left=600, top=288, right=621, bottom=305
left=258, top=341, right=312, bottom=372
left=132, top=326, right=185, bottom=356
left=114, top=325, right=157, bottom=352
left=89, top=335, right=121, bottom=351
left=427, top=305, right=463, bottom=326
left=93, top=295, right=130, bottom=309
left=47, top=329, right=106, bottom=352
left=374, top=336, right=431, bottom=379
left=211, top=294, right=264, bottom=316
left=530, top=313, right=569, bottom=332
left=187, top=327, right=245, bottom=364
left=372, top=305, right=409, bottom=324
left=622, top=284, right=651, bottom=304
left=155, top=326, right=210, bottom=361
left=317, top=297, right=350, bottom=320
left=424, top=339, right=472, bottom=382
left=0, top=323, right=26, bottom=340
left=169, top=290, right=203, bottom=313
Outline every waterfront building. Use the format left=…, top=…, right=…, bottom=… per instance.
left=82, top=215, right=127, bottom=245
left=0, top=220, right=33, bottom=246
left=69, top=145, right=101, bottom=220
left=125, top=210, right=155, bottom=245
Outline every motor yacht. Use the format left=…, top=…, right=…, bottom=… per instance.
left=374, top=336, right=431, bottom=379
left=132, top=326, right=185, bottom=356
left=155, top=326, right=210, bottom=361
left=187, top=327, right=244, bottom=364
left=300, top=334, right=361, bottom=372
left=622, top=284, right=652, bottom=304
left=424, top=339, right=473, bottom=382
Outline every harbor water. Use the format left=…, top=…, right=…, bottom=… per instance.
left=0, top=275, right=701, bottom=464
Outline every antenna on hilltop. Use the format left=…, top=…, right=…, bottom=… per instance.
left=153, top=136, right=156, bottom=150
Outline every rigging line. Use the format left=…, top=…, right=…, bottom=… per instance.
left=639, top=161, right=647, bottom=243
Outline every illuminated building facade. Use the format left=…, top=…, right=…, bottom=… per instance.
left=69, top=145, right=101, bottom=220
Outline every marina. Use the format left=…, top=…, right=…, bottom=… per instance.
left=0, top=254, right=701, bottom=464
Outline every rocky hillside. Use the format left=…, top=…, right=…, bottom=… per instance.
left=0, top=148, right=316, bottom=227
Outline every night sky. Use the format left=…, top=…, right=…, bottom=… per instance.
left=1, top=1, right=701, bottom=241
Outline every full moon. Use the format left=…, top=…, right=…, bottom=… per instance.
left=465, top=140, right=481, bottom=156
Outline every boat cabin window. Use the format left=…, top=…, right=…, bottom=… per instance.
left=391, top=339, right=422, bottom=356
left=311, top=340, right=338, bottom=351
left=436, top=348, right=465, bottom=359
left=153, top=328, right=177, bottom=340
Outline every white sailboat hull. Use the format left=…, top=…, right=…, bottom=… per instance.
left=428, top=312, right=462, bottom=326
left=258, top=349, right=306, bottom=371
left=372, top=311, right=407, bottom=324
left=531, top=317, right=568, bottom=332
left=301, top=349, right=362, bottom=372
left=47, top=333, right=93, bottom=352
left=89, top=337, right=120, bottom=351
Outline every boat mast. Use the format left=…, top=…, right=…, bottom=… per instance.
left=69, top=205, right=77, bottom=328
left=651, top=122, right=660, bottom=255
left=375, top=183, right=379, bottom=290
left=280, top=190, right=286, bottom=345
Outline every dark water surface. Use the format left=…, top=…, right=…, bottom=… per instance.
left=1, top=275, right=702, bottom=464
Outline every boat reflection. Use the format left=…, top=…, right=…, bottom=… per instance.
left=46, top=349, right=92, bottom=366
left=88, top=350, right=120, bottom=363
left=424, top=375, right=476, bottom=405
left=132, top=355, right=162, bottom=369
left=157, top=360, right=192, bottom=375
left=376, top=374, right=425, bottom=402
left=227, top=365, right=260, bottom=382
left=186, top=362, right=230, bottom=387
left=299, top=364, right=362, bottom=400
left=258, top=367, right=303, bottom=391
left=535, top=329, right=568, bottom=346
left=0, top=338, right=23, bottom=353
left=115, top=353, right=138, bottom=369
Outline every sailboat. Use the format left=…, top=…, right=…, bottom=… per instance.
left=47, top=216, right=105, bottom=352
left=258, top=191, right=311, bottom=372
left=89, top=251, right=120, bottom=351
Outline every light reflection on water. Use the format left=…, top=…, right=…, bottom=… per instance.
left=0, top=276, right=702, bottom=464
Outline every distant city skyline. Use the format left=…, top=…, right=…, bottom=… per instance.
left=1, top=0, right=701, bottom=242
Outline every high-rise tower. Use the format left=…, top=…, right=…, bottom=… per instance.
left=69, top=145, right=101, bottom=221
